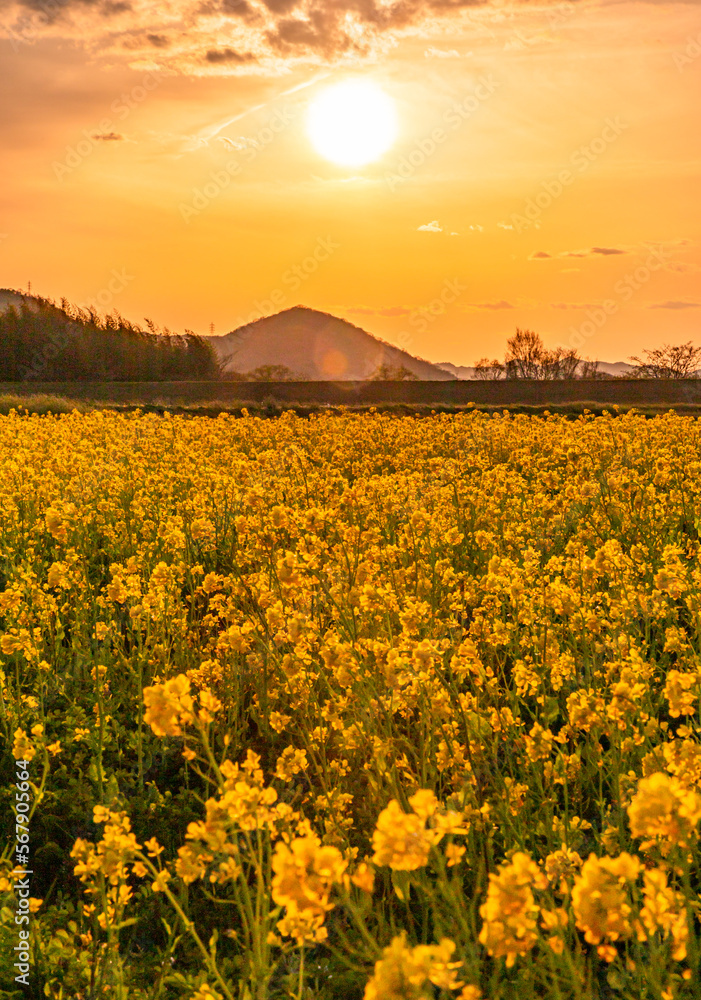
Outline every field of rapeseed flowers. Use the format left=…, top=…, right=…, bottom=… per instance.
left=1, top=407, right=701, bottom=1000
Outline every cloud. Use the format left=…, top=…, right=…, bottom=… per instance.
left=216, top=135, right=253, bottom=150
left=0, top=0, right=598, bottom=75
left=533, top=247, right=631, bottom=259
left=468, top=224, right=483, bottom=232
left=417, top=220, right=442, bottom=232
left=497, top=222, right=514, bottom=230
left=561, top=246, right=630, bottom=258
left=590, top=246, right=628, bottom=256
left=424, top=46, right=461, bottom=59
left=205, top=47, right=256, bottom=63
left=470, top=300, right=514, bottom=310
left=90, top=131, right=127, bottom=141
left=648, top=300, right=701, bottom=310
left=463, top=299, right=516, bottom=311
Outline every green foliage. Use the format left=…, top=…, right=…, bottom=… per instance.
left=0, top=291, right=221, bottom=382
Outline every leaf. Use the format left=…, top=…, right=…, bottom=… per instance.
left=391, top=870, right=411, bottom=902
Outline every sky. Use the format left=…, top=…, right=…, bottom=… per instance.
left=1, top=0, right=700, bottom=367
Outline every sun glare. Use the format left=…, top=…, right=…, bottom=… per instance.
left=306, top=79, right=398, bottom=167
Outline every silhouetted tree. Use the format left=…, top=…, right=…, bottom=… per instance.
left=474, top=329, right=595, bottom=380
left=628, top=342, right=701, bottom=379
left=0, top=290, right=221, bottom=381
left=473, top=358, right=505, bottom=380
left=370, top=364, right=419, bottom=380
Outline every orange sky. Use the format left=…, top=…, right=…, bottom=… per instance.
left=1, top=0, right=700, bottom=366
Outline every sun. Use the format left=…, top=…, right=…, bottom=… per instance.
left=306, top=79, right=398, bottom=168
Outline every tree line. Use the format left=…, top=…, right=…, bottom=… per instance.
left=475, top=329, right=701, bottom=380
left=0, top=292, right=220, bottom=381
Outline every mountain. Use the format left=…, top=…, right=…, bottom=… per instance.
left=208, top=306, right=456, bottom=380
left=436, top=360, right=635, bottom=379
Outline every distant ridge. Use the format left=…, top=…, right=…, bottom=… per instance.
left=208, top=306, right=456, bottom=381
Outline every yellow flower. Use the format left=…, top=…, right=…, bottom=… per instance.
left=143, top=674, right=194, bottom=736
left=571, top=853, right=640, bottom=957
left=175, top=844, right=210, bottom=884
left=364, top=933, right=463, bottom=1000
left=275, top=747, right=309, bottom=782
left=144, top=837, right=165, bottom=857
left=351, top=862, right=375, bottom=893
left=1, top=634, right=23, bottom=655
left=371, top=798, right=440, bottom=871
left=93, top=804, right=111, bottom=824
left=664, top=670, right=699, bottom=718
left=44, top=507, right=67, bottom=543
left=152, top=870, right=172, bottom=893
left=271, top=835, right=346, bottom=944
left=197, top=688, right=221, bottom=724
left=190, top=985, right=223, bottom=1000
left=636, top=867, right=689, bottom=961
left=544, top=846, right=583, bottom=891
left=478, top=852, right=547, bottom=967
left=12, top=728, right=35, bottom=762
left=628, top=772, right=701, bottom=852
left=445, top=843, right=466, bottom=867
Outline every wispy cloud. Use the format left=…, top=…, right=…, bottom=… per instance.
left=531, top=246, right=631, bottom=260
left=424, top=47, right=461, bottom=59
left=648, top=300, right=701, bottom=310
left=417, top=220, right=442, bottom=233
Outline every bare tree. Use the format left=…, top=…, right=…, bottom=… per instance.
left=628, top=342, right=701, bottom=379
left=473, top=357, right=504, bottom=380
left=504, top=329, right=544, bottom=379
left=501, top=329, right=581, bottom=380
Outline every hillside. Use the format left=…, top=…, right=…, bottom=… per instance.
left=208, top=306, right=456, bottom=380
